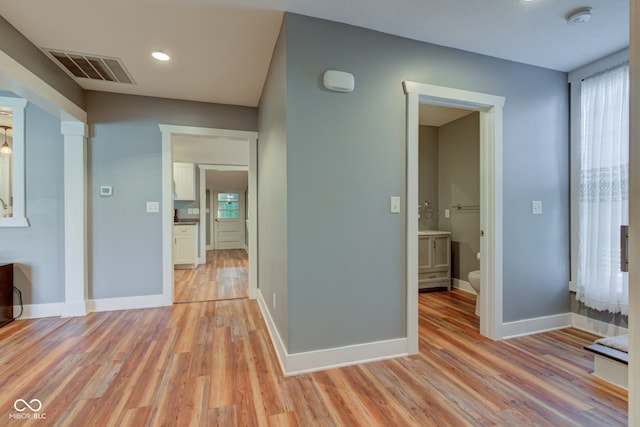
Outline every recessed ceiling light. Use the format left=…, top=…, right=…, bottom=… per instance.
left=566, top=7, right=592, bottom=25
left=151, top=51, right=171, bottom=61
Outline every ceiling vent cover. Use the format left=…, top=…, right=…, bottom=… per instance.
left=45, top=49, right=135, bottom=84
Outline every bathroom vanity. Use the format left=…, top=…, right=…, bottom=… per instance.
left=418, top=231, right=451, bottom=291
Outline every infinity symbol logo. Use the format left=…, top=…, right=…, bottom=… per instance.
left=13, top=399, right=42, bottom=412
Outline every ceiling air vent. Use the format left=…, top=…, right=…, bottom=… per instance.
left=45, top=49, right=135, bottom=84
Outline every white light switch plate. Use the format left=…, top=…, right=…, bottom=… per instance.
left=146, top=201, right=160, bottom=213
left=531, top=200, right=542, bottom=215
left=390, top=196, right=401, bottom=214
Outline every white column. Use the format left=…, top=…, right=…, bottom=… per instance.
left=61, top=120, right=88, bottom=316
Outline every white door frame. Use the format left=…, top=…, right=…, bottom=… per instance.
left=403, top=81, right=505, bottom=353
left=159, top=125, right=258, bottom=303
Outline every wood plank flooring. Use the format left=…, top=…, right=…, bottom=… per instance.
left=174, top=249, right=248, bottom=303
left=0, top=290, right=627, bottom=426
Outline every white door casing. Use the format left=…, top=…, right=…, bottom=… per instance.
left=404, top=81, right=505, bottom=354
left=160, top=125, right=258, bottom=303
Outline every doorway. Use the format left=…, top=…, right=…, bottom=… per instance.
left=159, top=125, right=258, bottom=305
left=404, top=81, right=505, bottom=352
left=418, top=105, right=481, bottom=297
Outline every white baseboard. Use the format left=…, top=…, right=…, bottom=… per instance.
left=13, top=294, right=170, bottom=320
left=502, top=313, right=572, bottom=339
left=452, top=278, right=476, bottom=294
left=256, top=290, right=288, bottom=375
left=571, top=313, right=628, bottom=337
left=256, top=290, right=408, bottom=376
left=62, top=301, right=89, bottom=317
left=87, top=294, right=166, bottom=313
left=12, top=302, right=66, bottom=319
left=285, top=337, right=408, bottom=376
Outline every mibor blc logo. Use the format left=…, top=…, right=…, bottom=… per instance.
left=9, top=399, right=46, bottom=420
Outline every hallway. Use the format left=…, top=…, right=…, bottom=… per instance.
left=174, top=249, right=248, bottom=303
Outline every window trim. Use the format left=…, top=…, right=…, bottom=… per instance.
left=568, top=48, right=629, bottom=292
left=0, top=96, right=28, bottom=227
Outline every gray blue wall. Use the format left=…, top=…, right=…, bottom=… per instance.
left=257, top=25, right=289, bottom=347
left=0, top=100, right=65, bottom=304
left=86, top=91, right=256, bottom=299
left=418, top=125, right=439, bottom=231
left=276, top=13, right=569, bottom=353
left=438, top=113, right=481, bottom=282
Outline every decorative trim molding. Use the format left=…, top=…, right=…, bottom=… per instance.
left=571, top=313, right=629, bottom=337
left=87, top=294, right=166, bottom=313
left=285, top=337, right=408, bottom=377
left=256, top=290, right=409, bottom=377
left=12, top=302, right=66, bottom=319
left=256, top=290, right=288, bottom=374
left=13, top=295, right=167, bottom=320
left=404, top=81, right=505, bottom=342
left=62, top=301, right=89, bottom=318
left=502, top=313, right=572, bottom=339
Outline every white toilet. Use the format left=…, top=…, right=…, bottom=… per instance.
left=468, top=268, right=481, bottom=316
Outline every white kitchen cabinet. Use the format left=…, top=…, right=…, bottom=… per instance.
left=173, top=224, right=197, bottom=267
left=418, top=231, right=451, bottom=290
left=173, top=162, right=196, bottom=201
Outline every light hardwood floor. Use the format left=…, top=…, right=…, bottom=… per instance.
left=174, top=249, right=248, bottom=303
left=0, top=290, right=627, bottom=426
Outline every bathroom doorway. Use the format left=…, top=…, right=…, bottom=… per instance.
left=404, top=81, right=505, bottom=348
left=418, top=105, right=481, bottom=296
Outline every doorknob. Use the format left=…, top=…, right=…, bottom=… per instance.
left=480, top=230, right=485, bottom=237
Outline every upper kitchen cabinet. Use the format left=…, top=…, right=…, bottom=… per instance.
left=173, top=162, right=196, bottom=201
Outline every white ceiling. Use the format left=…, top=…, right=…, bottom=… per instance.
left=419, top=104, right=474, bottom=127
left=172, top=134, right=249, bottom=190
left=0, top=0, right=629, bottom=108
left=205, top=170, right=248, bottom=191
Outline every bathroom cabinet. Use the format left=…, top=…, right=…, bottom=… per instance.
left=173, top=162, right=196, bottom=201
left=173, top=224, right=197, bottom=267
left=418, top=231, right=451, bottom=290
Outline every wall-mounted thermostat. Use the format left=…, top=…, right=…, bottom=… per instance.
left=100, top=186, right=113, bottom=197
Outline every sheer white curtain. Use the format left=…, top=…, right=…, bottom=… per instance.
left=577, top=63, right=629, bottom=315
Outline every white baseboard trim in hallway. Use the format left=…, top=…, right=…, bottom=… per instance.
left=256, top=290, right=409, bottom=376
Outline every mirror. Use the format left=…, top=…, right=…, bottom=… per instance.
left=0, top=95, right=28, bottom=227
left=0, top=106, right=13, bottom=218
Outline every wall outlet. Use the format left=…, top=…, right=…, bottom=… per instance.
left=531, top=200, right=542, bottom=215
left=272, top=292, right=276, bottom=310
